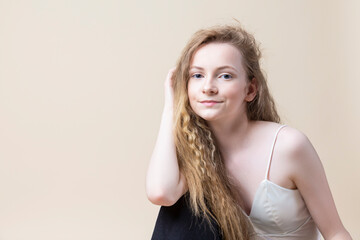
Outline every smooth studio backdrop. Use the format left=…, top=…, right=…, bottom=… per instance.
left=0, top=0, right=359, bottom=239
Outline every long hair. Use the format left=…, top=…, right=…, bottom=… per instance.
left=172, top=23, right=280, bottom=240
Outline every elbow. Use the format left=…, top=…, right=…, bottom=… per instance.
left=146, top=187, right=180, bottom=206
left=326, top=230, right=352, bottom=240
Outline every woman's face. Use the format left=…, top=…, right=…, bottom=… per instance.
left=187, top=42, right=254, bottom=123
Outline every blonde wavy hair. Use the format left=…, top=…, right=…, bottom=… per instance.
left=172, top=23, right=280, bottom=240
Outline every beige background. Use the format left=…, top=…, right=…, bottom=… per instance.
left=0, top=0, right=359, bottom=239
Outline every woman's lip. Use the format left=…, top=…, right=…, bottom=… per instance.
left=200, top=100, right=222, bottom=103
left=199, top=100, right=222, bottom=106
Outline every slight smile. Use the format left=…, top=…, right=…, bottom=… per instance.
left=199, top=100, right=223, bottom=107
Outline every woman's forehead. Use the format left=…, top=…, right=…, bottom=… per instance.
left=190, top=43, right=244, bottom=72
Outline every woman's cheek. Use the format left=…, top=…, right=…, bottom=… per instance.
left=187, top=82, right=198, bottom=106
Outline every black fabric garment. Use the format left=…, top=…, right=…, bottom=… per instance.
left=151, top=194, right=222, bottom=240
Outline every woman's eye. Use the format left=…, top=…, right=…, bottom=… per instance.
left=220, top=74, right=232, bottom=80
left=192, top=73, right=203, bottom=79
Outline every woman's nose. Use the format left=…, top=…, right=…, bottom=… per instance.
left=202, top=78, right=218, bottom=94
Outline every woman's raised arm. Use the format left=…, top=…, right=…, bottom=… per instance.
left=146, top=68, right=187, bottom=206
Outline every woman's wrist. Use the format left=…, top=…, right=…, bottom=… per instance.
left=163, top=104, right=174, bottom=114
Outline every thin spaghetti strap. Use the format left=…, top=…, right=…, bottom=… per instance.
left=265, top=125, right=287, bottom=180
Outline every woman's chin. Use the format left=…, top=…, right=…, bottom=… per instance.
left=198, top=114, right=221, bottom=122
left=192, top=109, right=225, bottom=122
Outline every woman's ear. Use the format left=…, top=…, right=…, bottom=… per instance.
left=245, top=78, right=258, bottom=102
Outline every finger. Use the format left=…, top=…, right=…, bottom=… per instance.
left=166, top=67, right=177, bottom=87
left=167, top=67, right=176, bottom=79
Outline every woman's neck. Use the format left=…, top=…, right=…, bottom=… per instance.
left=207, top=114, right=253, bottom=159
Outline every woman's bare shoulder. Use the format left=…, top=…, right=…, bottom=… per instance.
left=275, top=125, right=321, bottom=181
left=252, top=121, right=313, bottom=156
left=277, top=125, right=312, bottom=155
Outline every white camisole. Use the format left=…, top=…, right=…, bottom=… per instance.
left=248, top=125, right=320, bottom=240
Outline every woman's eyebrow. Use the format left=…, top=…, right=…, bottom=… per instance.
left=189, top=65, right=238, bottom=72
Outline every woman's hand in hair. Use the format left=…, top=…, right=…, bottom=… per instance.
left=164, top=67, right=176, bottom=110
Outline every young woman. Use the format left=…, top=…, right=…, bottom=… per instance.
left=146, top=24, right=352, bottom=240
